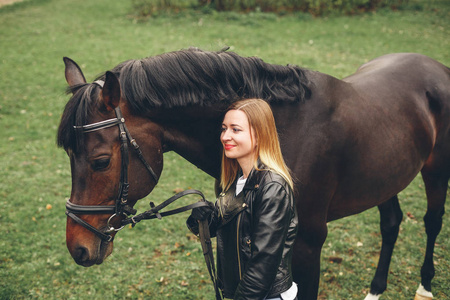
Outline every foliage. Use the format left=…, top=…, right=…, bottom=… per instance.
left=130, top=0, right=410, bottom=17
left=0, top=0, right=449, bottom=299
left=131, top=0, right=199, bottom=17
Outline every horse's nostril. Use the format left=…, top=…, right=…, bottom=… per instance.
left=74, top=245, right=89, bottom=264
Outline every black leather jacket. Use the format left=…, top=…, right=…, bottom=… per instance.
left=187, top=163, right=298, bottom=299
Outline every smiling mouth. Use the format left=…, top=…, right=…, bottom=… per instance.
left=224, top=144, right=235, bottom=150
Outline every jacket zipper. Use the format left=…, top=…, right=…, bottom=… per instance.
left=236, top=203, right=247, bottom=280
left=236, top=213, right=242, bottom=280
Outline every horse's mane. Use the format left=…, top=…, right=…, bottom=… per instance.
left=57, top=48, right=311, bottom=152
left=107, top=47, right=311, bottom=111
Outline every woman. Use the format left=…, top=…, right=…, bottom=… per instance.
left=187, top=98, right=298, bottom=300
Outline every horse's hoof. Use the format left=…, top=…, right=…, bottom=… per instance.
left=414, top=294, right=433, bottom=300
left=415, top=284, right=433, bottom=300
left=364, top=293, right=380, bottom=300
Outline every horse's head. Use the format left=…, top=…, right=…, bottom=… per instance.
left=58, top=58, right=163, bottom=266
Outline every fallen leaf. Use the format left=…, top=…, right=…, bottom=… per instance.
left=406, top=212, right=415, bottom=219
left=328, top=256, right=343, bottom=264
left=156, top=276, right=164, bottom=283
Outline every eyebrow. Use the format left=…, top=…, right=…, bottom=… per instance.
left=222, top=123, right=243, bottom=128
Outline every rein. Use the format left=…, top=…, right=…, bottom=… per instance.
left=65, top=92, right=221, bottom=299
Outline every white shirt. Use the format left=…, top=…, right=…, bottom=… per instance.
left=265, top=282, right=298, bottom=300
left=236, top=176, right=247, bottom=195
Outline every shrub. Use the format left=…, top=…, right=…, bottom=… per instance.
left=131, top=0, right=409, bottom=17
left=131, top=0, right=199, bottom=17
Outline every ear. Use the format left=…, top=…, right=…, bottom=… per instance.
left=101, top=71, right=121, bottom=111
left=63, top=57, right=86, bottom=87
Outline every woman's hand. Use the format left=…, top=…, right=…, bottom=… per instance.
left=191, top=201, right=215, bottom=221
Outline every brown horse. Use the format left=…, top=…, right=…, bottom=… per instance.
left=58, top=48, right=449, bottom=299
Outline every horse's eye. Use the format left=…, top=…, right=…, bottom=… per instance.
left=92, top=158, right=110, bottom=171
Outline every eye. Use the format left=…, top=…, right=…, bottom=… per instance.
left=232, top=128, right=241, bottom=133
left=92, top=158, right=111, bottom=171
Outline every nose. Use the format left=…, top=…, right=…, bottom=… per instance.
left=221, top=129, right=231, bottom=142
left=72, top=244, right=94, bottom=266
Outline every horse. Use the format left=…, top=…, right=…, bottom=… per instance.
left=58, top=48, right=449, bottom=300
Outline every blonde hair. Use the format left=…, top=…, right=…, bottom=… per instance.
left=220, top=98, right=293, bottom=191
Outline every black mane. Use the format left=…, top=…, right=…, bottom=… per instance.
left=57, top=48, right=311, bottom=152
left=108, top=47, right=311, bottom=111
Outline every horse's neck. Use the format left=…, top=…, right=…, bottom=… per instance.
left=153, top=106, right=225, bottom=179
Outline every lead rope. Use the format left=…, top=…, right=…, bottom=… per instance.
left=120, top=189, right=222, bottom=299
left=198, top=219, right=223, bottom=300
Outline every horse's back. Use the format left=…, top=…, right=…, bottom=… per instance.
left=342, top=53, right=450, bottom=151
left=344, top=53, right=450, bottom=96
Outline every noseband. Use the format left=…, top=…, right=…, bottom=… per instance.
left=65, top=86, right=159, bottom=242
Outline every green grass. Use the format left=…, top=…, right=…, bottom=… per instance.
left=0, top=0, right=449, bottom=299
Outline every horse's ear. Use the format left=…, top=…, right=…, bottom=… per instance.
left=63, top=57, right=86, bottom=87
left=101, top=71, right=121, bottom=111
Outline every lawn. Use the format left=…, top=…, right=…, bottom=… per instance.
left=0, top=0, right=448, bottom=299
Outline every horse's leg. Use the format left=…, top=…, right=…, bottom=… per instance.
left=364, top=196, right=403, bottom=300
left=292, top=222, right=328, bottom=300
left=414, top=172, right=447, bottom=300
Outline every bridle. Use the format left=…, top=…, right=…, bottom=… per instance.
left=65, top=97, right=160, bottom=242
left=65, top=81, right=212, bottom=241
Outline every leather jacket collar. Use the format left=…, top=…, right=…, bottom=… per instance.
left=242, top=160, right=269, bottom=192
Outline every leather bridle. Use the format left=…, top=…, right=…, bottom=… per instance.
left=65, top=101, right=159, bottom=242
left=65, top=82, right=210, bottom=241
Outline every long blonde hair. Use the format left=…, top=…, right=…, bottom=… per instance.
left=220, top=98, right=293, bottom=191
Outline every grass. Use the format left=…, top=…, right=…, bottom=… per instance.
left=0, top=0, right=449, bottom=299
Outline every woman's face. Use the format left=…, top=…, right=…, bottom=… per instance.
left=221, top=109, right=257, bottom=167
